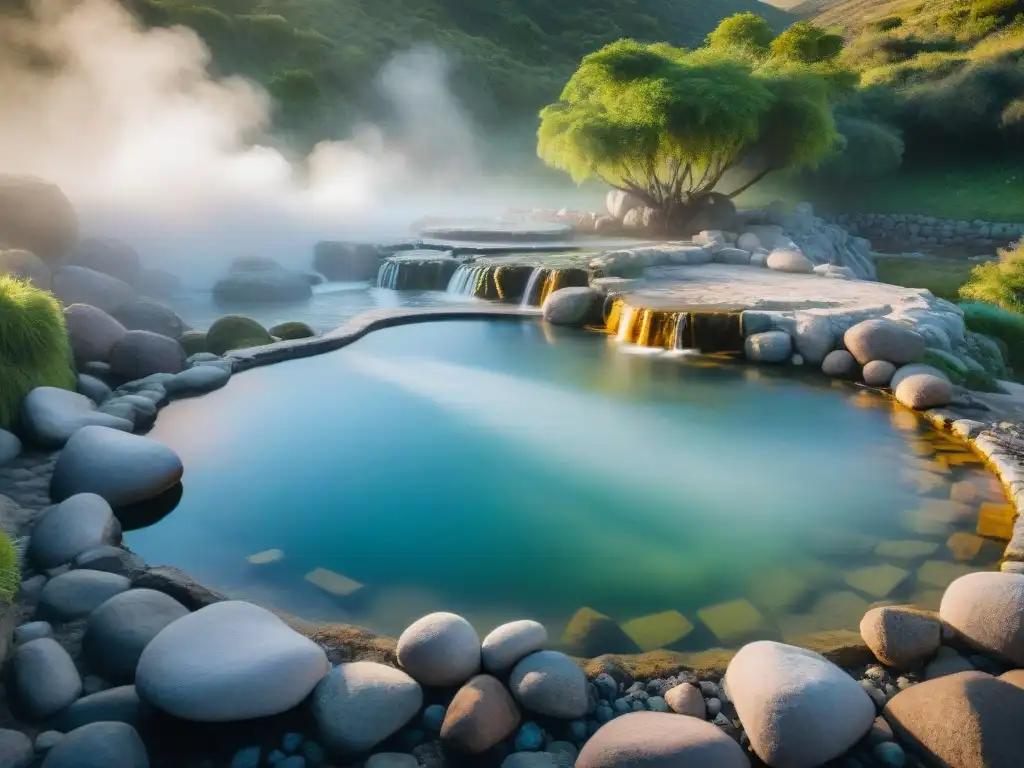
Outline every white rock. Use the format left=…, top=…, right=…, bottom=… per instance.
left=509, top=650, right=588, bottom=719
left=894, top=374, right=952, bottom=410
left=744, top=331, right=792, bottom=364
left=576, top=712, right=748, bottom=767
left=890, top=363, right=950, bottom=390
left=542, top=288, right=601, bottom=328
left=863, top=360, right=897, bottom=386
left=844, top=319, right=925, bottom=366
left=767, top=249, right=814, bottom=274
left=724, top=641, right=875, bottom=768
left=482, top=620, right=548, bottom=674
left=821, top=349, right=859, bottom=379
left=940, top=572, right=1024, bottom=665
left=30, top=493, right=121, bottom=570
left=606, top=190, right=643, bottom=221
left=793, top=315, right=834, bottom=365
left=136, top=601, right=330, bottom=721
left=737, top=232, right=762, bottom=251
left=50, top=426, right=183, bottom=507
left=397, top=612, right=481, bottom=687
left=20, top=387, right=132, bottom=449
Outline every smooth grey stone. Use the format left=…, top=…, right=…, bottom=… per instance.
left=164, top=365, right=230, bottom=397
left=17, top=574, right=46, bottom=604
left=14, top=621, right=54, bottom=647
left=76, top=375, right=110, bottom=406
left=0, top=428, right=22, bottom=467
left=58, top=685, right=141, bottom=731
left=230, top=746, right=260, bottom=768
left=20, top=387, right=132, bottom=449
left=12, top=639, right=83, bottom=720
left=73, top=545, right=146, bottom=577
left=38, top=570, right=131, bottom=621
left=39, top=722, right=148, bottom=768
left=35, top=731, right=64, bottom=753
left=30, top=494, right=121, bottom=570
left=53, top=266, right=136, bottom=314
left=109, top=330, right=186, bottom=380
left=0, top=729, right=33, bottom=768
left=81, top=362, right=111, bottom=377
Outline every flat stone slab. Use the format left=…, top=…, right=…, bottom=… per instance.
left=417, top=219, right=574, bottom=242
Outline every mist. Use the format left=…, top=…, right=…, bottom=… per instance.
left=0, top=0, right=574, bottom=283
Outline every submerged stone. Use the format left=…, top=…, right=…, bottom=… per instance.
left=697, top=599, right=769, bottom=645
left=619, top=610, right=694, bottom=652
left=561, top=607, right=640, bottom=657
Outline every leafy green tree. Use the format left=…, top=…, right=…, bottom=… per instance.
left=706, top=12, right=775, bottom=57
left=537, top=40, right=840, bottom=229
left=770, top=21, right=844, bottom=64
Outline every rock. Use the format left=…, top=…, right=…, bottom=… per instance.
left=230, top=747, right=261, bottom=768
left=269, top=321, right=316, bottom=340
left=51, top=426, right=184, bottom=507
left=57, top=685, right=141, bottom=731
left=744, top=331, right=792, bottom=364
left=441, top=674, right=521, bottom=753
left=0, top=248, right=51, bottom=289
left=73, top=545, right=145, bottom=577
left=925, top=646, right=975, bottom=680
left=766, top=249, right=814, bottom=274
left=793, top=314, right=833, bottom=365
left=883, top=671, right=1024, bottom=768
left=576, top=711, right=748, bottom=767
left=77, top=374, right=111, bottom=405
left=874, top=741, right=906, bottom=767
left=724, top=641, right=875, bottom=768
left=561, top=607, right=640, bottom=657
left=38, top=570, right=131, bottom=621
left=213, top=268, right=313, bottom=305
left=112, top=301, right=187, bottom=339
left=35, top=731, right=64, bottom=753
left=310, top=661, right=422, bottom=754
left=0, top=175, right=78, bottom=264
left=606, top=190, right=643, bottom=221
left=664, top=683, right=706, bottom=718
left=894, top=374, right=953, bottom=410
left=510, top=650, right=589, bottom=719
left=206, top=315, right=274, bottom=356
left=542, top=288, right=603, bottom=327
left=502, top=755, right=560, bottom=768
left=890, top=363, right=950, bottom=390
left=39, top=722, right=148, bottom=768
left=84, top=588, right=189, bottom=682
left=14, top=621, right=54, bottom=647
left=397, top=612, right=481, bottom=687
left=0, top=428, right=21, bottom=467
left=30, top=493, right=121, bottom=569
left=68, top=238, right=141, bottom=287
left=822, top=349, right=859, bottom=379
left=108, top=330, right=186, bottom=379
left=53, top=266, right=136, bottom=313
left=844, top=319, right=926, bottom=366
left=940, top=572, right=1024, bottom=665
left=137, top=268, right=181, bottom=299
left=313, top=242, right=382, bottom=281
left=132, top=565, right=227, bottom=610
left=12, top=638, right=82, bottom=720
left=737, top=232, right=762, bottom=251
left=136, top=600, right=330, bottom=721
left=21, top=387, right=132, bottom=449
left=714, top=247, right=751, bottom=265
left=0, top=729, right=33, bottom=768
left=163, top=365, right=231, bottom=397
left=365, top=755, right=418, bottom=768
left=515, top=721, right=545, bottom=751
left=860, top=606, right=941, bottom=669
left=178, top=331, right=207, bottom=356
left=863, top=360, right=897, bottom=387
left=422, top=704, right=446, bottom=733
left=482, top=620, right=548, bottom=674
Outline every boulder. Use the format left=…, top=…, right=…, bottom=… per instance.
left=0, top=729, right=32, bottom=768
left=39, top=722, right=148, bottom=768
left=397, top=612, right=481, bottom=687
left=50, top=426, right=184, bottom=507
left=268, top=321, right=316, bottom=340
left=860, top=606, right=941, bottom=669
left=606, top=190, right=643, bottom=221
left=108, top=330, right=186, bottom=379
left=561, top=607, right=640, bottom=657
left=542, top=288, right=603, bottom=327
left=664, top=683, right=706, bottom=718
left=844, top=319, right=926, bottom=366
left=681, top=193, right=737, bottom=234
left=12, top=638, right=82, bottom=720
left=766, top=249, right=814, bottom=274
left=84, top=589, right=190, bottom=682
left=30, top=493, right=121, bottom=570
left=206, top=315, right=273, bottom=356
left=890, top=363, right=950, bottom=390
left=38, top=570, right=131, bottom=621
left=724, top=641, right=875, bottom=768
left=112, top=301, right=187, bottom=339
left=509, top=650, right=589, bottom=719
left=713, top=247, right=752, bottom=265
left=822, top=349, right=859, bottom=379
left=163, top=365, right=231, bottom=397
left=20, top=387, right=132, bottom=449
left=213, top=269, right=313, bottom=305
left=441, top=674, right=521, bottom=753
left=77, top=374, right=111, bottom=405
left=67, top=239, right=141, bottom=287
left=57, top=685, right=141, bottom=731
left=863, top=360, right=897, bottom=387
left=137, top=268, right=181, bottom=299
left=310, top=661, right=422, bottom=754
left=940, top=572, right=1024, bottom=665
left=178, top=331, right=207, bottom=356
left=0, top=428, right=22, bottom=467
left=482, top=620, right=548, bottom=674
left=894, top=374, right=953, bottom=410
left=73, top=544, right=146, bottom=577
left=742, top=225, right=786, bottom=250
left=793, top=314, right=834, bottom=365
left=744, top=331, right=791, bottom=363
left=0, top=175, right=78, bottom=264
left=0, top=248, right=51, bottom=289
left=576, top=712, right=748, bottom=767
left=131, top=565, right=227, bottom=611
left=136, top=600, right=330, bottom=721
left=53, top=266, right=136, bottom=313
left=313, top=242, right=382, bottom=281
left=883, top=671, right=1024, bottom=768
left=64, top=304, right=127, bottom=365
left=737, top=232, right=762, bottom=251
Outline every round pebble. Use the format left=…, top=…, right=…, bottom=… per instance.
left=422, top=704, right=446, bottom=733
left=515, top=722, right=544, bottom=752
left=35, top=731, right=64, bottom=753
left=874, top=741, right=906, bottom=767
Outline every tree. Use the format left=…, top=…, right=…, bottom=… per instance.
left=536, top=40, right=840, bottom=230
left=706, top=12, right=775, bottom=57
left=770, top=21, right=844, bottom=64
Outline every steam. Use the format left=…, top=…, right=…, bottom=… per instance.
left=0, top=0, right=509, bottom=279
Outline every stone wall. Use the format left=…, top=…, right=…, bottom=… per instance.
left=826, top=213, right=1024, bottom=250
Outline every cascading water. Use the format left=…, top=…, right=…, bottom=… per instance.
left=673, top=314, right=691, bottom=351
left=615, top=305, right=636, bottom=343
left=519, top=267, right=546, bottom=308
left=447, top=264, right=486, bottom=296
left=377, top=260, right=399, bottom=289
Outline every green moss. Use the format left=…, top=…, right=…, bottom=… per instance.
left=964, top=368, right=1004, bottom=392
left=178, top=330, right=208, bottom=356
left=0, top=276, right=76, bottom=429
left=960, top=302, right=1024, bottom=376
left=0, top=530, right=20, bottom=603
left=268, top=321, right=316, bottom=340
left=874, top=257, right=974, bottom=302
left=922, top=348, right=969, bottom=383
left=206, top=315, right=273, bottom=355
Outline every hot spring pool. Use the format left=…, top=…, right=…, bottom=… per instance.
left=131, top=319, right=1009, bottom=656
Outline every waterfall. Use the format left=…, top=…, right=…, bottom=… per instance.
left=673, top=313, right=690, bottom=350
left=520, top=267, right=546, bottom=307
left=616, top=305, right=636, bottom=343
left=377, top=260, right=399, bottom=289
left=446, top=264, right=484, bottom=296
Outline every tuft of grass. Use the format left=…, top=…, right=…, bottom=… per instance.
left=0, top=530, right=20, bottom=603
left=874, top=257, right=974, bottom=301
left=959, top=238, right=1024, bottom=312
left=959, top=300, right=1024, bottom=375
left=0, top=275, right=76, bottom=429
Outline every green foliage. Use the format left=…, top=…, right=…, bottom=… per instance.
left=268, top=321, right=316, bottom=339
left=972, top=0, right=1024, bottom=23
left=707, top=12, right=775, bottom=56
left=206, top=315, right=273, bottom=355
left=923, top=347, right=970, bottom=382
left=0, top=276, right=76, bottom=430
left=959, top=239, right=1024, bottom=312
left=960, top=301, right=1024, bottom=375
left=268, top=69, right=319, bottom=104
left=537, top=40, right=839, bottom=217
left=873, top=16, right=904, bottom=32
left=817, top=115, right=904, bottom=179
left=0, top=530, right=19, bottom=604
left=770, top=21, right=845, bottom=64
left=874, top=257, right=973, bottom=301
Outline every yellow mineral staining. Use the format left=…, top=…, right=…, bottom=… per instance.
left=245, top=549, right=284, bottom=565
left=875, top=540, right=940, bottom=560
left=697, top=599, right=769, bottom=645
left=946, top=532, right=986, bottom=562
left=620, top=610, right=695, bottom=652
left=917, top=560, right=975, bottom=589
left=907, top=440, right=936, bottom=457
left=304, top=567, right=364, bottom=597
left=748, top=569, right=811, bottom=613
left=977, top=502, right=1016, bottom=540
left=943, top=452, right=983, bottom=466
left=843, top=564, right=910, bottom=599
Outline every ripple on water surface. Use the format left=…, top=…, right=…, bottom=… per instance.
left=133, top=319, right=1010, bottom=656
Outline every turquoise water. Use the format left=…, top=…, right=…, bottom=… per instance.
left=132, top=319, right=1005, bottom=654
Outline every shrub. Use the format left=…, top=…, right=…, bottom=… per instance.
left=972, top=0, right=1024, bottom=23
left=959, top=239, right=1024, bottom=312
left=706, top=12, right=775, bottom=57
left=816, top=115, right=904, bottom=179
left=873, top=16, right=904, bottom=32
left=959, top=300, right=1024, bottom=375
left=0, top=276, right=76, bottom=429
left=770, top=21, right=845, bottom=64
left=206, top=315, right=273, bottom=355
left=0, top=530, right=18, bottom=603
